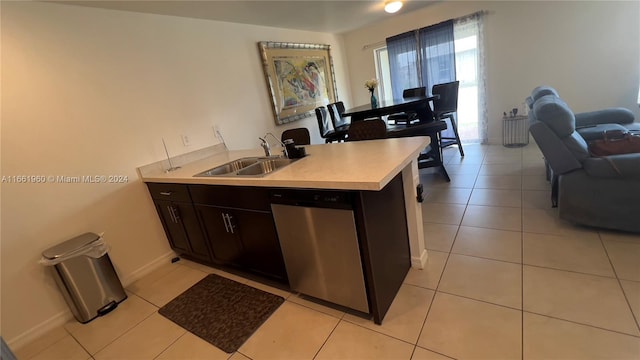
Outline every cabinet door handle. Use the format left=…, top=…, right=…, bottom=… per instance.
left=167, top=205, right=177, bottom=223
left=221, top=213, right=230, bottom=233
left=226, top=213, right=235, bottom=234
left=160, top=191, right=173, bottom=196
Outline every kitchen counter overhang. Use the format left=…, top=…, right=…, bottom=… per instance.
left=137, top=137, right=430, bottom=191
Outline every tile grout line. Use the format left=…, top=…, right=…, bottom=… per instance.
left=521, top=262, right=618, bottom=280
left=598, top=232, right=640, bottom=334
left=521, top=169, right=525, bottom=360
left=310, top=317, right=341, bottom=360
left=151, top=330, right=188, bottom=360
left=411, top=208, right=464, bottom=358
left=522, top=309, right=640, bottom=339
left=435, top=289, right=524, bottom=313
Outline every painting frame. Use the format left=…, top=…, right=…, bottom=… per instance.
left=258, top=41, right=338, bottom=125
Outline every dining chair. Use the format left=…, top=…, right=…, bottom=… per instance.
left=281, top=127, right=310, bottom=145
left=346, top=119, right=387, bottom=141
left=327, top=101, right=351, bottom=132
left=432, top=81, right=464, bottom=156
left=315, top=106, right=347, bottom=143
left=387, top=87, right=427, bottom=124
left=387, top=120, right=451, bottom=182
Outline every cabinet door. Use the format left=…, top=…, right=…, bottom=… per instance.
left=234, top=209, right=287, bottom=281
left=195, top=205, right=243, bottom=264
left=154, top=200, right=212, bottom=262
left=154, top=200, right=192, bottom=254
left=173, top=202, right=212, bottom=262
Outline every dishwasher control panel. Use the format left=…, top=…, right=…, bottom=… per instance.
left=270, top=189, right=353, bottom=209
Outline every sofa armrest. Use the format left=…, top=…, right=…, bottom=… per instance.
left=575, top=108, right=634, bottom=127
left=583, top=154, right=640, bottom=178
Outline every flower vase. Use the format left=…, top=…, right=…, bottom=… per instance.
left=369, top=90, right=378, bottom=109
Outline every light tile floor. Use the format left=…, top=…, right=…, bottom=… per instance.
left=15, top=144, right=640, bottom=360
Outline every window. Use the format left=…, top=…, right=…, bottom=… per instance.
left=374, top=15, right=485, bottom=143
left=453, top=26, right=480, bottom=142
left=373, top=47, right=393, bottom=101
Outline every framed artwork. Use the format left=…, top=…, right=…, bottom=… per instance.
left=258, top=41, right=338, bottom=125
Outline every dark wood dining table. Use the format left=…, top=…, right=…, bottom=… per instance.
left=342, top=95, right=450, bottom=181
left=342, top=96, right=438, bottom=123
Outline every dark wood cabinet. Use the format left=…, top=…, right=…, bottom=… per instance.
left=146, top=176, right=409, bottom=323
left=147, top=184, right=213, bottom=262
left=142, top=184, right=285, bottom=282
left=233, top=209, right=287, bottom=280
left=194, top=205, right=243, bottom=264
left=194, top=204, right=287, bottom=281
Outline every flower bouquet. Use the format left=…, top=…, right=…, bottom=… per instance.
left=364, top=78, right=379, bottom=108
left=364, top=78, right=379, bottom=92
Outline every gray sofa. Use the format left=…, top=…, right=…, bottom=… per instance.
left=527, top=92, right=640, bottom=233
left=526, top=86, right=640, bottom=140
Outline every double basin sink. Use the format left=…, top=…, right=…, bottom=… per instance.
left=194, top=156, right=297, bottom=177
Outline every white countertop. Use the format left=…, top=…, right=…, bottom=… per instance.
left=138, top=137, right=430, bottom=191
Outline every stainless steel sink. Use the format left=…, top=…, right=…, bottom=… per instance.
left=194, top=157, right=261, bottom=176
left=236, top=158, right=296, bottom=176
left=194, top=156, right=296, bottom=177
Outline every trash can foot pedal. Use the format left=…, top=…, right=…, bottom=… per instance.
left=97, top=300, right=118, bottom=316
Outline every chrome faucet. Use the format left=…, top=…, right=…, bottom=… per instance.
left=259, top=132, right=288, bottom=158
left=259, top=136, right=271, bottom=157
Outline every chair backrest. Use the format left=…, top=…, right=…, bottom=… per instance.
left=281, top=128, right=311, bottom=145
left=402, top=87, right=426, bottom=98
left=528, top=94, right=589, bottom=175
left=347, top=119, right=387, bottom=141
left=432, top=81, right=459, bottom=114
left=327, top=101, right=350, bottom=128
left=315, top=106, right=334, bottom=138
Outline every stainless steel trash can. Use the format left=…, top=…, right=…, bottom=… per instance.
left=41, top=232, right=127, bottom=323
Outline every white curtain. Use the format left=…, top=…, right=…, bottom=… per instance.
left=454, top=13, right=487, bottom=144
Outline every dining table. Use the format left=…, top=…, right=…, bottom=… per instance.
left=342, top=96, right=438, bottom=123
left=342, top=95, right=450, bottom=181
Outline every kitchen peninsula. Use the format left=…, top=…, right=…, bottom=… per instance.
left=138, top=137, right=429, bottom=324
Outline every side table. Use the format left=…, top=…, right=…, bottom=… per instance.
left=503, top=115, right=529, bottom=147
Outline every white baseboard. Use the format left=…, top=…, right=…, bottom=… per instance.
left=8, top=310, right=72, bottom=352
left=411, top=249, right=428, bottom=269
left=120, top=250, right=176, bottom=287
left=8, top=251, right=175, bottom=351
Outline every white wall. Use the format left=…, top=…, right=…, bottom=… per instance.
left=342, top=1, right=640, bottom=144
left=0, top=1, right=350, bottom=345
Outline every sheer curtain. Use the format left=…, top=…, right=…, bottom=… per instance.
left=419, top=20, right=456, bottom=94
left=454, top=13, right=487, bottom=143
left=386, top=32, right=419, bottom=100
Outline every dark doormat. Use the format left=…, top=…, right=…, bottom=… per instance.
left=158, top=273, right=284, bottom=353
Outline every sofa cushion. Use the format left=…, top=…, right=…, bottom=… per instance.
left=577, top=123, right=630, bottom=141
left=533, top=95, right=576, bottom=137
left=575, top=108, right=635, bottom=127
left=627, top=122, right=640, bottom=132
left=562, top=132, right=590, bottom=161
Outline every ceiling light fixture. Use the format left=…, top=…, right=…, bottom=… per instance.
left=384, top=0, right=403, bottom=14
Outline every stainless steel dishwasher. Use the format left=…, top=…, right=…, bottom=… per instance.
left=270, top=189, right=369, bottom=313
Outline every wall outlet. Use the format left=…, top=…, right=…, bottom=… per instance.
left=181, top=134, right=191, bottom=146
